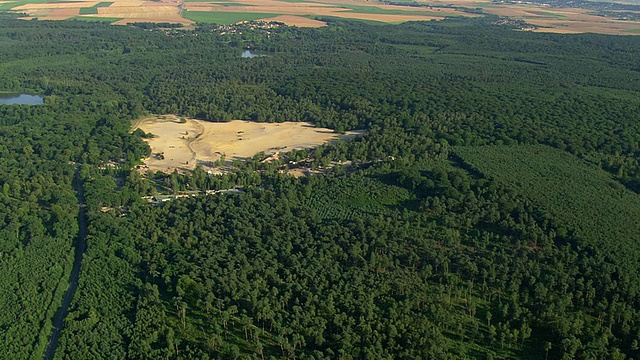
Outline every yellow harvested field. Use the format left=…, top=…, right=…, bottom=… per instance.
left=459, top=0, right=640, bottom=34
left=14, top=2, right=98, bottom=10
left=13, top=0, right=192, bottom=25
left=259, top=15, right=326, bottom=27
left=111, top=17, right=192, bottom=25
left=330, top=12, right=442, bottom=22
left=97, top=3, right=190, bottom=24
left=39, top=8, right=81, bottom=20
left=530, top=19, right=640, bottom=35
left=132, top=115, right=363, bottom=173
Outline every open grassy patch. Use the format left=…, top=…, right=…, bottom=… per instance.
left=79, top=2, right=112, bottom=15
left=309, top=15, right=390, bottom=25
left=307, top=175, right=413, bottom=220
left=528, top=10, right=567, bottom=19
left=342, top=4, right=444, bottom=16
left=182, top=10, right=279, bottom=24
left=71, top=15, right=122, bottom=22
left=0, top=0, right=35, bottom=11
left=455, top=144, right=640, bottom=277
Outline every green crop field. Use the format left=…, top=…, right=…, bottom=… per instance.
left=0, top=0, right=37, bottom=11
left=182, top=10, right=279, bottom=24
left=79, top=2, right=112, bottom=15
left=455, top=144, right=640, bottom=275
left=342, top=4, right=440, bottom=16
left=528, top=10, right=567, bottom=19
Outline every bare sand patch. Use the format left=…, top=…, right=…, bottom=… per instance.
left=132, top=115, right=363, bottom=173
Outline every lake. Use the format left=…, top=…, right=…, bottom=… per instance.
left=0, top=94, right=44, bottom=105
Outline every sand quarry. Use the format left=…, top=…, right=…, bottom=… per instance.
left=131, top=115, right=363, bottom=173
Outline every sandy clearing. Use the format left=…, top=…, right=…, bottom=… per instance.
left=259, top=15, right=326, bottom=27
left=132, top=115, right=363, bottom=173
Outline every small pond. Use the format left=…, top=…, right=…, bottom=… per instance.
left=241, top=50, right=267, bottom=58
left=0, top=93, right=44, bottom=105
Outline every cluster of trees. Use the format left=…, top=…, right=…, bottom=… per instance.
left=0, top=13, right=639, bottom=360
left=56, top=159, right=640, bottom=359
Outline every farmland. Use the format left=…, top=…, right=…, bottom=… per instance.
left=4, top=0, right=637, bottom=33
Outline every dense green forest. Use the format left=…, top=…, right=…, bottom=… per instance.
left=1, top=13, right=640, bottom=359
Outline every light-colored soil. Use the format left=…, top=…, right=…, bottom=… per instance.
left=258, top=15, right=327, bottom=27
left=15, top=0, right=193, bottom=25
left=98, top=2, right=191, bottom=24
left=15, top=2, right=98, bottom=10
left=132, top=115, right=364, bottom=173
left=39, top=8, right=80, bottom=20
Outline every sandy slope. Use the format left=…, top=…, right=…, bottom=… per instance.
left=132, top=115, right=363, bottom=173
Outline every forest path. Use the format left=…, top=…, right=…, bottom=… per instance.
left=43, top=169, right=88, bottom=360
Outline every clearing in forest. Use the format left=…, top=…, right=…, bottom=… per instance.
left=131, top=115, right=363, bottom=173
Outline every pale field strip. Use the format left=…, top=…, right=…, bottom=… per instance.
left=14, top=1, right=100, bottom=10
left=94, top=1, right=192, bottom=24
left=328, top=12, right=443, bottom=22
left=184, top=0, right=452, bottom=23
left=14, top=0, right=192, bottom=24
left=39, top=8, right=81, bottom=19
left=132, top=115, right=363, bottom=173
